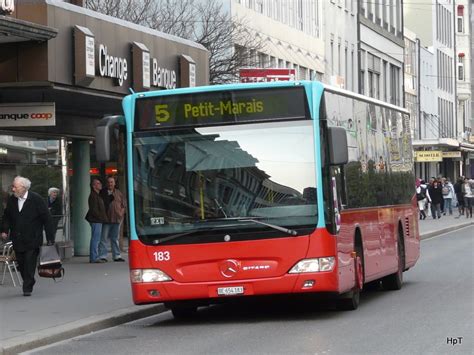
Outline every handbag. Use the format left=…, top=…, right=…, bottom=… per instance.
left=38, top=263, right=64, bottom=280
left=38, top=245, right=64, bottom=281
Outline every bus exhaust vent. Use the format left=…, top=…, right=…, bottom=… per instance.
left=404, top=217, right=410, bottom=238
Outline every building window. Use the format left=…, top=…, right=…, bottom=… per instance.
left=330, top=37, right=334, bottom=75
left=345, top=46, right=348, bottom=89
left=255, top=0, right=263, bottom=13
left=390, top=64, right=400, bottom=105
left=338, top=41, right=341, bottom=75
left=458, top=54, right=465, bottom=81
left=258, top=52, right=267, bottom=67
left=297, top=0, right=303, bottom=30
left=457, top=16, right=464, bottom=33
left=457, top=5, right=464, bottom=33
left=375, top=0, right=380, bottom=24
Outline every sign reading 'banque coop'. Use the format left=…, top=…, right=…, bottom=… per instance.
left=0, top=103, right=56, bottom=127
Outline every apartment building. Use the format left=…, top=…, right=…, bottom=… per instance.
left=358, top=0, right=404, bottom=105
left=231, top=0, right=325, bottom=80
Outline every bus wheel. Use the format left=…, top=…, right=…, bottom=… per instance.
left=337, top=245, right=363, bottom=311
left=170, top=305, right=198, bottom=319
left=381, top=228, right=405, bottom=291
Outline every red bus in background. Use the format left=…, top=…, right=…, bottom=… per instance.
left=97, top=81, right=420, bottom=318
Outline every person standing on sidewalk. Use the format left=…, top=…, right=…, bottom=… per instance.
left=428, top=179, right=443, bottom=219
left=47, top=187, right=62, bottom=238
left=441, top=178, right=455, bottom=216
left=85, top=178, right=108, bottom=263
left=99, top=176, right=126, bottom=262
left=0, top=176, right=55, bottom=296
left=454, top=177, right=465, bottom=217
left=461, top=178, right=473, bottom=219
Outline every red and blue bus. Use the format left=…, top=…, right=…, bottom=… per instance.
left=97, top=81, right=420, bottom=317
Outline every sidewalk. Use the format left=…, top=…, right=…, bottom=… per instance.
left=418, top=211, right=473, bottom=239
left=1, top=215, right=473, bottom=355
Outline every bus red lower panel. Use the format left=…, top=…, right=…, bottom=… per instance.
left=131, top=271, right=339, bottom=305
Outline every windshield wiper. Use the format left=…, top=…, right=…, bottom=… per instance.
left=152, top=228, right=207, bottom=244
left=151, top=217, right=297, bottom=244
left=237, top=218, right=297, bottom=236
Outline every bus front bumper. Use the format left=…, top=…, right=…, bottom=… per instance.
left=131, top=272, right=339, bottom=305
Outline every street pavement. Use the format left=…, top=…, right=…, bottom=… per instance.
left=0, top=214, right=473, bottom=355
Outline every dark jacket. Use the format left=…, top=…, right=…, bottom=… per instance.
left=48, top=196, right=62, bottom=234
left=48, top=196, right=62, bottom=217
left=1, top=191, right=54, bottom=252
left=85, top=190, right=108, bottom=223
left=428, top=185, right=443, bottom=204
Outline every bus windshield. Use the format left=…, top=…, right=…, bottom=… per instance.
left=132, top=120, right=318, bottom=245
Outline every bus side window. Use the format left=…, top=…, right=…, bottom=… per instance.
left=332, top=166, right=347, bottom=210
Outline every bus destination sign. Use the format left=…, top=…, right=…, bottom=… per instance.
left=135, top=86, right=309, bottom=130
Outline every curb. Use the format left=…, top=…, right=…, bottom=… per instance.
left=420, top=221, right=474, bottom=240
left=0, top=304, right=166, bottom=355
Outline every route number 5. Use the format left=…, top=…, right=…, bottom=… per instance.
left=155, top=104, right=170, bottom=123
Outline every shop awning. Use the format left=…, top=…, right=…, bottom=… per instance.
left=0, top=15, right=57, bottom=43
left=460, top=142, right=474, bottom=152
left=412, top=138, right=460, bottom=148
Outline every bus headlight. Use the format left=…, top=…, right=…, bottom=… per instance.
left=130, top=269, right=172, bottom=283
left=288, top=257, right=335, bottom=273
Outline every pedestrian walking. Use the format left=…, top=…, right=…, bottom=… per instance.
left=428, top=179, right=443, bottom=219
left=461, top=178, right=473, bottom=219
left=99, top=176, right=126, bottom=262
left=441, top=178, right=455, bottom=215
left=0, top=176, right=55, bottom=296
left=416, top=179, right=429, bottom=220
left=85, top=178, right=108, bottom=263
left=454, top=177, right=465, bottom=217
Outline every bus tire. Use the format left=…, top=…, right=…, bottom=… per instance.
left=381, top=225, right=405, bottom=291
left=170, top=305, right=198, bottom=319
left=336, top=243, right=363, bottom=311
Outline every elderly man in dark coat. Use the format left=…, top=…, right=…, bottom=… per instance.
left=1, top=176, right=54, bottom=296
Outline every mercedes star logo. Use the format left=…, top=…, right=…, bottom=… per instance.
left=219, top=259, right=240, bottom=278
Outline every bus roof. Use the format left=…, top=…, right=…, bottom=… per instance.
left=321, top=83, right=410, bottom=115
left=128, top=80, right=409, bottom=115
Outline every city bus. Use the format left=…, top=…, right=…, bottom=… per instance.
left=96, top=81, right=420, bottom=317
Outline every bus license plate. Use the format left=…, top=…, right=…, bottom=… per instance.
left=217, top=286, right=244, bottom=296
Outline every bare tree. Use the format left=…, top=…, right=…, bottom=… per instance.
left=85, top=0, right=264, bottom=84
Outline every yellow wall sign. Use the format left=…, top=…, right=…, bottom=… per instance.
left=415, top=151, right=443, bottom=162
left=442, top=151, right=461, bottom=158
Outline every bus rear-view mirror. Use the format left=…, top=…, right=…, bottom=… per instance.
left=96, top=115, right=124, bottom=162
left=328, top=126, right=348, bottom=166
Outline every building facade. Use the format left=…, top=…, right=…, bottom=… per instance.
left=0, top=0, right=209, bottom=256
left=405, top=0, right=469, bottom=180
left=358, top=0, right=404, bottom=105
left=230, top=0, right=325, bottom=81
left=404, top=28, right=419, bottom=140
left=456, top=0, right=474, bottom=177
left=323, top=0, right=358, bottom=91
